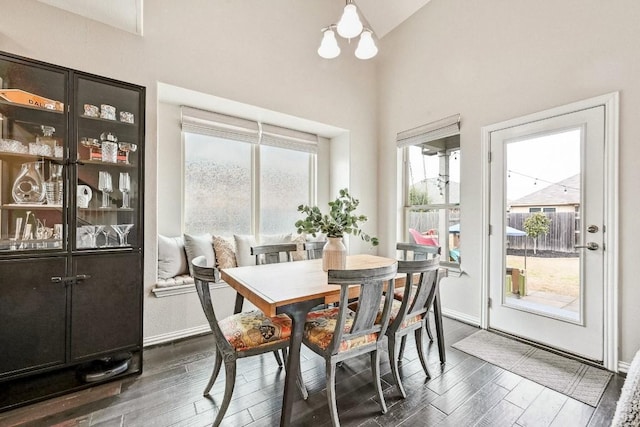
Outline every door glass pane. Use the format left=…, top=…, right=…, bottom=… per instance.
left=184, top=133, right=251, bottom=235
left=75, top=77, right=141, bottom=249
left=0, top=56, right=67, bottom=252
left=260, top=145, right=310, bottom=234
left=504, top=129, right=581, bottom=321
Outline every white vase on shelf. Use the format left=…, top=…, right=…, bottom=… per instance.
left=322, top=237, right=346, bottom=271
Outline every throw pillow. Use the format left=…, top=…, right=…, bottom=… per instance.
left=212, top=236, right=237, bottom=269
left=183, top=233, right=216, bottom=275
left=157, top=235, right=189, bottom=279
left=234, top=234, right=258, bottom=267
left=260, top=233, right=292, bottom=245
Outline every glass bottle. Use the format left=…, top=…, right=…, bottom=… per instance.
left=44, top=162, right=63, bottom=206
left=12, top=161, right=46, bottom=204
left=36, top=125, right=61, bottom=158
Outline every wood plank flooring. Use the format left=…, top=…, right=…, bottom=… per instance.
left=0, top=316, right=624, bottom=426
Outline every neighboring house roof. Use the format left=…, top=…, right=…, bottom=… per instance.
left=510, top=174, right=580, bottom=206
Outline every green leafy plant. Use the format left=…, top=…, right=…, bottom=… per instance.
left=523, top=212, right=551, bottom=255
left=295, top=188, right=379, bottom=246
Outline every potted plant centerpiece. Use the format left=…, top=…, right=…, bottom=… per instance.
left=295, top=188, right=379, bottom=271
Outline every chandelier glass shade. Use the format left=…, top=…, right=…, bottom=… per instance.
left=318, top=1, right=378, bottom=60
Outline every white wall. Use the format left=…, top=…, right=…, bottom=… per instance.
left=0, top=0, right=379, bottom=343
left=377, top=0, right=640, bottom=363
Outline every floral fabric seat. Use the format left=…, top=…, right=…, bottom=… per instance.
left=219, top=310, right=292, bottom=352
left=304, top=307, right=377, bottom=353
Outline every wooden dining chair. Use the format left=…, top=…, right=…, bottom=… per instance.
left=251, top=243, right=298, bottom=265
left=303, top=240, right=325, bottom=260
left=240, top=243, right=299, bottom=368
left=191, top=256, right=294, bottom=426
left=395, top=242, right=441, bottom=342
left=302, top=262, right=398, bottom=426
left=386, top=256, right=443, bottom=398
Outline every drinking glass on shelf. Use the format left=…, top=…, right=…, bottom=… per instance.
left=83, top=225, right=105, bottom=248
left=119, top=172, right=131, bottom=209
left=98, top=171, right=112, bottom=209
left=111, top=224, right=134, bottom=246
left=118, top=142, right=137, bottom=164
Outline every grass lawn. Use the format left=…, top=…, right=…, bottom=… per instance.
left=506, top=255, right=580, bottom=298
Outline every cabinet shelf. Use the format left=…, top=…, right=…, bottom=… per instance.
left=78, top=115, right=136, bottom=127
left=0, top=98, right=65, bottom=115
left=77, top=159, right=136, bottom=168
left=78, top=207, right=134, bottom=213
left=2, top=203, right=63, bottom=210
left=0, top=150, right=64, bottom=163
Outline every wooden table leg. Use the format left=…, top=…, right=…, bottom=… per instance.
left=278, top=299, right=321, bottom=427
left=433, top=284, right=446, bottom=364
left=233, top=293, right=244, bottom=314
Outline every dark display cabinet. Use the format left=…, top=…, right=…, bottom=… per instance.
left=0, top=51, right=144, bottom=411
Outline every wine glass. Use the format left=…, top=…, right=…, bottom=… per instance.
left=98, top=171, right=112, bottom=208
left=83, top=225, right=105, bottom=248
left=118, top=142, right=137, bottom=165
left=111, top=224, right=133, bottom=246
left=119, top=172, right=131, bottom=209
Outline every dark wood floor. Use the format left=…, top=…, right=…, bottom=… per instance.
left=0, top=316, right=624, bottom=427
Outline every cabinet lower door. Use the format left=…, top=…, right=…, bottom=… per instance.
left=0, top=258, right=67, bottom=376
left=70, top=252, right=142, bottom=361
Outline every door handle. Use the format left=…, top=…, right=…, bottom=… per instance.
left=575, top=242, right=599, bottom=250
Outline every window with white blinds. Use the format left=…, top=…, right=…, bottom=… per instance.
left=181, top=106, right=319, bottom=236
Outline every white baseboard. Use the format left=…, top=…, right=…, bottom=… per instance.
left=441, top=307, right=481, bottom=327
left=618, top=360, right=631, bottom=374
left=143, top=324, right=211, bottom=347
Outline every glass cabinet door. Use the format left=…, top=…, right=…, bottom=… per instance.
left=0, top=55, right=68, bottom=253
left=74, top=76, right=141, bottom=250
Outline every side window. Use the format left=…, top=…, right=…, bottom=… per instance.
left=398, top=114, right=461, bottom=266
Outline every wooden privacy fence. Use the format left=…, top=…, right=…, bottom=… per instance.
left=507, top=212, right=577, bottom=254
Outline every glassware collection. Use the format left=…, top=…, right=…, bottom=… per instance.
left=0, top=54, right=140, bottom=253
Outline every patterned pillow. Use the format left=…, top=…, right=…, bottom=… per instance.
left=213, top=236, right=237, bottom=269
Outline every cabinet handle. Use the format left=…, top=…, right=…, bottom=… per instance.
left=76, top=274, right=91, bottom=281
left=51, top=277, right=63, bottom=283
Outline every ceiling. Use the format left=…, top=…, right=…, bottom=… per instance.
left=36, top=0, right=430, bottom=39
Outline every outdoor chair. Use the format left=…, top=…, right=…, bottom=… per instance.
left=192, top=256, right=294, bottom=426
left=386, top=256, right=442, bottom=398
left=302, top=262, right=398, bottom=426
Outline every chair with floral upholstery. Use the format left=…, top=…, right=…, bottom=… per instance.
left=192, top=255, right=294, bottom=426
left=302, top=262, right=398, bottom=426
left=386, top=256, right=442, bottom=398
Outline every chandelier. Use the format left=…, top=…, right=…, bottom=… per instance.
left=317, top=0, right=378, bottom=60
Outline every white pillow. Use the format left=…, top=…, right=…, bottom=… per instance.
left=234, top=234, right=258, bottom=267
left=260, top=233, right=292, bottom=245
left=183, top=233, right=216, bottom=275
left=157, top=235, right=189, bottom=279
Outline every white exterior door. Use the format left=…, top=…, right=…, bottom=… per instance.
left=487, top=102, right=611, bottom=363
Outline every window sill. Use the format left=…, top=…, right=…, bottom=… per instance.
left=152, top=280, right=229, bottom=298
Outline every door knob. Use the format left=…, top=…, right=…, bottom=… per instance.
left=575, top=242, right=599, bottom=250
left=587, top=225, right=599, bottom=233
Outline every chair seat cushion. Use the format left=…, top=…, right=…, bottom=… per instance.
left=304, top=307, right=377, bottom=353
left=219, top=310, right=292, bottom=351
left=349, top=299, right=423, bottom=330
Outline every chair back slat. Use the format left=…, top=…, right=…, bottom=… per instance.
left=251, top=243, right=297, bottom=264
left=326, top=263, right=398, bottom=355
left=396, top=242, right=441, bottom=261
left=303, top=241, right=325, bottom=260
left=192, top=256, right=233, bottom=353
left=392, top=257, right=441, bottom=331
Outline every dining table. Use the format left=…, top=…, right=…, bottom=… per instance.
left=220, top=253, right=446, bottom=426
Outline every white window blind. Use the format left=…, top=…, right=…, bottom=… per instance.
left=181, top=106, right=259, bottom=144
left=181, top=106, right=319, bottom=153
left=261, top=123, right=318, bottom=154
left=396, top=114, right=461, bottom=148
